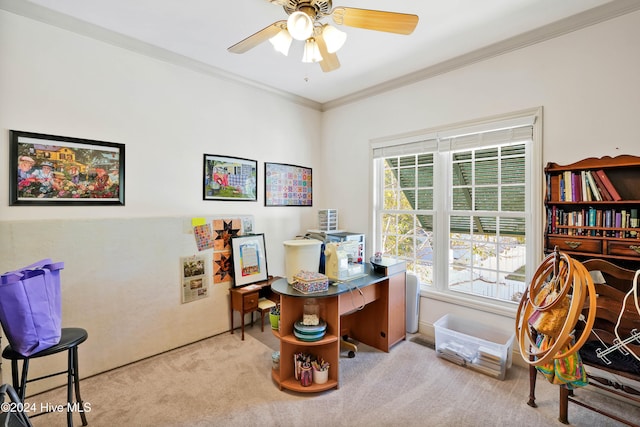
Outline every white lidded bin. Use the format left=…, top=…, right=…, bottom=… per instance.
left=283, top=239, right=322, bottom=284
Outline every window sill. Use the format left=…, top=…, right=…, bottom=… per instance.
left=420, top=287, right=518, bottom=319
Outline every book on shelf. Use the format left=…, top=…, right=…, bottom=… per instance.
left=572, top=172, right=581, bottom=202
left=564, top=171, right=572, bottom=202
left=549, top=169, right=624, bottom=203
left=546, top=206, right=640, bottom=238
left=594, top=169, right=622, bottom=201
left=585, top=170, right=602, bottom=201
left=615, top=211, right=622, bottom=238
left=604, top=210, right=612, bottom=237
left=588, top=207, right=597, bottom=236
left=548, top=173, right=562, bottom=202
left=581, top=171, right=592, bottom=201
left=546, top=173, right=551, bottom=201
left=589, top=170, right=609, bottom=201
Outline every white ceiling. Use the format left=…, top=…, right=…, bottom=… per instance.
left=2, top=0, right=639, bottom=108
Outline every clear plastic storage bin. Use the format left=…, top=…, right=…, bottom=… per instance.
left=434, top=313, right=515, bottom=380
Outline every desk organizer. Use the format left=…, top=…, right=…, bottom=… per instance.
left=434, top=313, right=514, bottom=380
left=318, top=209, right=338, bottom=231
left=292, top=271, right=329, bottom=294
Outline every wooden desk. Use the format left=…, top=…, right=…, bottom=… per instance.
left=339, top=260, right=407, bottom=352
left=229, top=276, right=280, bottom=340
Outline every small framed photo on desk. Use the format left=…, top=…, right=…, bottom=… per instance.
left=231, top=233, right=268, bottom=287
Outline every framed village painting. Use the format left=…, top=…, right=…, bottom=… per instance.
left=10, top=130, right=125, bottom=205
left=203, top=154, right=257, bottom=201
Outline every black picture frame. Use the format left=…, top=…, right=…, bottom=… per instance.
left=203, top=154, right=258, bottom=201
left=10, top=130, right=125, bottom=206
left=231, top=233, right=268, bottom=287
left=264, top=162, right=312, bottom=206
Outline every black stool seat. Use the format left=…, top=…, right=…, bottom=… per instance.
left=2, top=327, right=89, bottom=427
left=2, top=328, right=88, bottom=360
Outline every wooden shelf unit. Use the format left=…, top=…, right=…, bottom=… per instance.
left=544, top=155, right=640, bottom=265
left=273, top=294, right=340, bottom=393
left=270, top=260, right=406, bottom=394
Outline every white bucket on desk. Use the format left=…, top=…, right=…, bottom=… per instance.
left=283, top=239, right=322, bottom=284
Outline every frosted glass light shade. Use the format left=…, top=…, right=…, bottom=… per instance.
left=322, top=25, right=347, bottom=53
left=302, top=38, right=323, bottom=63
left=287, top=11, right=314, bottom=41
left=269, top=29, right=292, bottom=56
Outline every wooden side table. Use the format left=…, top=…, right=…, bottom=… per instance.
left=229, top=276, right=280, bottom=340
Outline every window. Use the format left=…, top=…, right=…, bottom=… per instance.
left=372, top=109, right=542, bottom=305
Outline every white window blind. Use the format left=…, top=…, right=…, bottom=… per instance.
left=442, top=126, right=533, bottom=151
left=372, top=114, right=535, bottom=158
left=372, top=137, right=438, bottom=159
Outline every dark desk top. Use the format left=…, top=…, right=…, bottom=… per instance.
left=271, top=260, right=404, bottom=298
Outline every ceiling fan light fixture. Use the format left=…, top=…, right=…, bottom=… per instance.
left=302, top=38, right=323, bottom=63
left=269, top=29, right=292, bottom=56
left=322, top=24, right=347, bottom=54
left=287, top=11, right=314, bottom=41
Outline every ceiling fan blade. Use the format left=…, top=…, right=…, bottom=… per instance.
left=315, top=32, right=340, bottom=73
left=331, top=7, right=419, bottom=35
left=228, top=20, right=287, bottom=54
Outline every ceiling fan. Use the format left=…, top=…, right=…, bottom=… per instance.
left=228, top=0, right=419, bottom=72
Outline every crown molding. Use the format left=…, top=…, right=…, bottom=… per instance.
left=321, top=0, right=640, bottom=111
left=2, top=0, right=638, bottom=113
left=0, top=0, right=323, bottom=111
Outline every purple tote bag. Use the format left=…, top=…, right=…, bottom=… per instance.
left=0, top=259, right=63, bottom=356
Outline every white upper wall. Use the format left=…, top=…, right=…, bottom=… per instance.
left=319, top=10, right=640, bottom=336
left=0, top=6, right=324, bottom=294
left=320, top=9, right=640, bottom=244
left=0, top=9, right=323, bottom=388
left=0, top=10, right=323, bottom=224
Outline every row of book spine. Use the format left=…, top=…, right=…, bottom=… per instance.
left=546, top=169, right=621, bottom=202
left=547, top=206, right=640, bottom=237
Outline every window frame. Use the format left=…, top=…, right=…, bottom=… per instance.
left=371, top=108, right=543, bottom=314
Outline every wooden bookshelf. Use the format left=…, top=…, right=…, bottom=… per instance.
left=544, top=155, right=640, bottom=264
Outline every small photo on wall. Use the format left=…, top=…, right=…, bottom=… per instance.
left=181, top=255, right=209, bottom=303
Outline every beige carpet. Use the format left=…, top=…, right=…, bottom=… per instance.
left=23, top=326, right=640, bottom=427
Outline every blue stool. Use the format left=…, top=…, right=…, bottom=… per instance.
left=2, top=327, right=89, bottom=427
